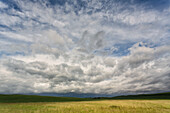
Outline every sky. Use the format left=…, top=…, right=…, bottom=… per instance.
left=0, top=0, right=170, bottom=96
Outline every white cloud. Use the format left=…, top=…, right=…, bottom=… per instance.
left=0, top=0, right=170, bottom=95
left=0, top=44, right=169, bottom=94
left=0, top=1, right=8, bottom=9
left=0, top=13, right=21, bottom=27
left=0, top=31, right=32, bottom=42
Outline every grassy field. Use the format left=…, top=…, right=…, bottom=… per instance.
left=0, top=100, right=170, bottom=113
left=0, top=93, right=170, bottom=113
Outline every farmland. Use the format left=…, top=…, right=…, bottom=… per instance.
left=0, top=93, right=170, bottom=113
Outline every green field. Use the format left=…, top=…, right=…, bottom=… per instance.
left=0, top=93, right=170, bottom=113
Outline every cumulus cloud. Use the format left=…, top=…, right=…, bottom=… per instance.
left=0, top=44, right=169, bottom=94
left=78, top=30, right=105, bottom=53
left=0, top=0, right=170, bottom=95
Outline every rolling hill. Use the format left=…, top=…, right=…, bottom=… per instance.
left=0, top=92, right=169, bottom=103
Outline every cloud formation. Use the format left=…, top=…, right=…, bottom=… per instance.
left=0, top=0, right=170, bottom=95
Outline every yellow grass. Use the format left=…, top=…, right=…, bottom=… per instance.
left=0, top=100, right=170, bottom=113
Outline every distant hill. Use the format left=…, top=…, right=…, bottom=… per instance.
left=94, top=92, right=170, bottom=100
left=0, top=92, right=169, bottom=103
left=0, top=94, right=92, bottom=103
left=31, top=92, right=113, bottom=98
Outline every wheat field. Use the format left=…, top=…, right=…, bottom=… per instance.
left=0, top=100, right=170, bottom=113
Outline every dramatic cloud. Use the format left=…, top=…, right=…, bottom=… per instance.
left=0, top=0, right=170, bottom=96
